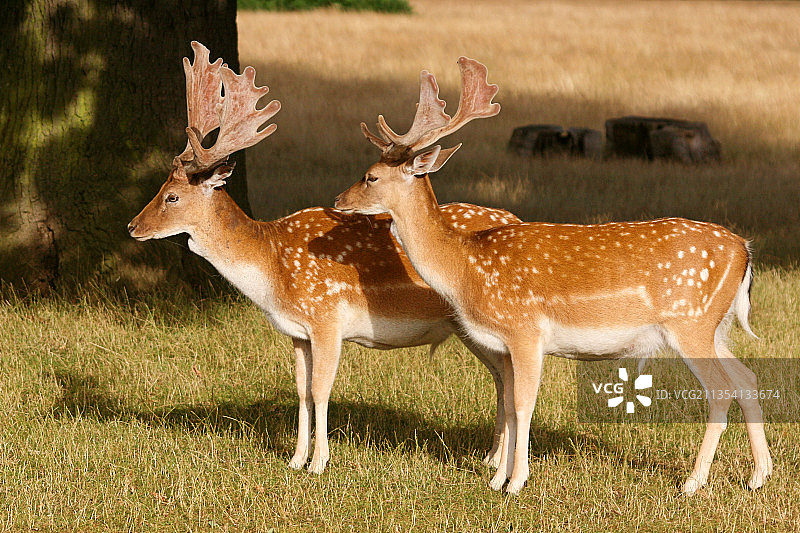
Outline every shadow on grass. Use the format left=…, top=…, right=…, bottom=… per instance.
left=44, top=368, right=689, bottom=483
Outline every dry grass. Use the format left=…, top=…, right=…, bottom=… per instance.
left=240, top=0, right=800, bottom=265
left=1, top=272, right=799, bottom=531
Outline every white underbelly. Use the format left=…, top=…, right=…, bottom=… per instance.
left=541, top=320, right=666, bottom=360
left=457, top=316, right=509, bottom=355
left=201, top=253, right=457, bottom=348
left=339, top=305, right=453, bottom=349
left=454, top=313, right=667, bottom=360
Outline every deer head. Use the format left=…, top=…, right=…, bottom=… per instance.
left=335, top=57, right=500, bottom=216
left=128, top=41, right=280, bottom=241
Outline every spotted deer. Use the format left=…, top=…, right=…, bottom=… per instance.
left=128, top=42, right=520, bottom=474
left=335, top=57, right=772, bottom=494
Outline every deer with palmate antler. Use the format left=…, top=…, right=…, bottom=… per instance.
left=128, top=42, right=521, bottom=474
left=335, top=57, right=772, bottom=494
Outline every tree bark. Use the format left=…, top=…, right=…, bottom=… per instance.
left=0, top=0, right=247, bottom=293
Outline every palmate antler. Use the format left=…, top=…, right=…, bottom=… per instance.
left=175, top=41, right=281, bottom=174
left=361, top=57, right=500, bottom=161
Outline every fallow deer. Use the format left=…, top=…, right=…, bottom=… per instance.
left=128, top=42, right=521, bottom=474
left=335, top=57, right=772, bottom=494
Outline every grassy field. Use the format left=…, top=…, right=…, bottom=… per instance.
left=1, top=273, right=799, bottom=531
left=2, top=1, right=800, bottom=530
left=240, top=0, right=800, bottom=264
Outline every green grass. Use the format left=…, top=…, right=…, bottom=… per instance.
left=237, top=0, right=412, bottom=13
left=0, top=272, right=798, bottom=531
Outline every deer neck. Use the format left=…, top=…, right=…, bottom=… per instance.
left=187, top=189, right=278, bottom=275
left=386, top=176, right=467, bottom=305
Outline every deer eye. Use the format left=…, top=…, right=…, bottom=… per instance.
left=366, top=175, right=378, bottom=183
left=165, top=193, right=179, bottom=204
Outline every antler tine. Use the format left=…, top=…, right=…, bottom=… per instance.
left=409, top=57, right=500, bottom=151
left=177, top=41, right=225, bottom=165
left=361, top=58, right=499, bottom=157
left=184, top=63, right=281, bottom=173
left=375, top=70, right=450, bottom=148
left=361, top=122, right=391, bottom=151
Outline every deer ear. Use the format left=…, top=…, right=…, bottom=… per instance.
left=403, top=145, right=442, bottom=177
left=202, top=163, right=235, bottom=196
left=171, top=157, right=190, bottom=182
left=428, top=143, right=461, bottom=173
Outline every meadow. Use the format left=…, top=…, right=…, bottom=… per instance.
left=2, top=1, right=800, bottom=530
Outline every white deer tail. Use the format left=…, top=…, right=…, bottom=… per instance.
left=734, top=254, right=757, bottom=339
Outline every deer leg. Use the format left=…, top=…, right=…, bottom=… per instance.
left=506, top=336, right=545, bottom=494
left=308, top=328, right=342, bottom=474
left=489, top=351, right=515, bottom=491
left=716, top=345, right=773, bottom=490
left=458, top=333, right=505, bottom=468
left=684, top=359, right=732, bottom=494
left=673, top=334, right=736, bottom=495
left=289, top=338, right=313, bottom=470
left=674, top=327, right=772, bottom=495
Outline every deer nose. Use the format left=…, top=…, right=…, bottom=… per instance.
left=127, top=221, right=137, bottom=235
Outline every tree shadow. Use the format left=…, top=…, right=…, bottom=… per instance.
left=43, top=367, right=694, bottom=483
left=1, top=0, right=245, bottom=293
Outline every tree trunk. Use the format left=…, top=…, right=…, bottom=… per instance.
left=0, top=0, right=248, bottom=293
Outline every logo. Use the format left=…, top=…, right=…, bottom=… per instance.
left=592, top=367, right=653, bottom=414
left=578, top=358, right=795, bottom=424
